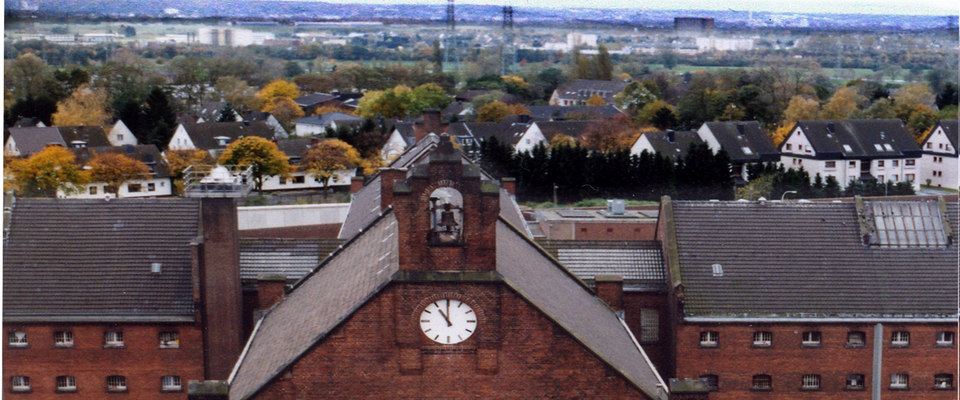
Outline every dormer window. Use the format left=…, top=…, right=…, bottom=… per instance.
left=71, top=140, right=87, bottom=148
left=214, top=136, right=231, bottom=146
left=428, top=188, right=463, bottom=246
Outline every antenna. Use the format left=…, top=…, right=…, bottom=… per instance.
left=444, top=0, right=460, bottom=71
left=500, top=6, right=516, bottom=75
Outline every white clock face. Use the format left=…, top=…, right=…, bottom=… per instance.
left=419, top=299, right=477, bottom=344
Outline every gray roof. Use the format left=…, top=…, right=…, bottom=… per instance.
left=534, top=121, right=592, bottom=142
left=198, top=101, right=228, bottom=121
left=3, top=198, right=200, bottom=322
left=292, top=112, right=364, bottom=127
left=537, top=240, right=666, bottom=291
left=57, top=126, right=112, bottom=148
left=71, top=145, right=171, bottom=179
left=639, top=131, right=704, bottom=160
left=702, top=121, right=780, bottom=162
left=294, top=93, right=338, bottom=107
left=274, top=138, right=314, bottom=162
left=785, top=119, right=921, bottom=159
left=554, top=79, right=629, bottom=104
left=526, top=105, right=622, bottom=121
left=181, top=121, right=275, bottom=151
left=6, top=126, right=67, bottom=156
left=923, top=120, right=958, bottom=156
left=666, top=198, right=959, bottom=320
left=239, top=238, right=346, bottom=281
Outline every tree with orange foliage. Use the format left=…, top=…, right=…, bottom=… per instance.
left=581, top=114, right=637, bottom=152
left=476, top=101, right=511, bottom=123
left=218, top=136, right=292, bottom=195
left=301, top=139, right=361, bottom=197
left=86, top=152, right=151, bottom=197
left=165, top=149, right=215, bottom=194
left=263, top=97, right=305, bottom=131
left=51, top=84, right=111, bottom=127
left=586, top=94, right=606, bottom=106
left=5, top=146, right=89, bottom=197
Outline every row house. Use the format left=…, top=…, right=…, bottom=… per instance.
left=920, top=120, right=958, bottom=189
left=4, top=125, right=120, bottom=157
left=166, top=121, right=274, bottom=159
left=630, top=130, right=704, bottom=161
left=779, top=119, right=922, bottom=191
left=549, top=79, right=629, bottom=106
left=68, top=145, right=174, bottom=199
left=260, top=137, right=357, bottom=191
left=658, top=196, right=958, bottom=399
left=697, top=121, right=780, bottom=184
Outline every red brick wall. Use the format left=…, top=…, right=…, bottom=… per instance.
left=674, top=322, right=958, bottom=400
left=251, top=283, right=650, bottom=399
left=199, top=198, right=244, bottom=380
left=540, top=220, right=658, bottom=240
left=623, top=292, right=670, bottom=375
left=3, top=323, right=204, bottom=399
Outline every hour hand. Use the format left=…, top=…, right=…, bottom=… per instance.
left=437, top=309, right=452, bottom=327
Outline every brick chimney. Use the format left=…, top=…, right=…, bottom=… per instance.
left=594, top=275, right=624, bottom=311
left=417, top=108, right=442, bottom=144
left=350, top=176, right=365, bottom=195
left=256, top=274, right=287, bottom=311
left=198, top=198, right=244, bottom=380
left=501, top=177, right=516, bottom=196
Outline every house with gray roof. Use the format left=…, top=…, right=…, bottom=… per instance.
left=779, top=119, right=922, bottom=191
left=527, top=105, right=623, bottom=121
left=68, top=144, right=173, bottom=199
left=697, top=121, right=780, bottom=183
left=659, top=196, right=959, bottom=396
left=4, top=125, right=111, bottom=157
left=631, top=130, right=704, bottom=161
left=259, top=137, right=356, bottom=192
left=167, top=121, right=275, bottom=158
left=549, top=79, right=630, bottom=106
left=292, top=112, right=364, bottom=137
left=228, top=137, right=668, bottom=400
left=515, top=120, right=592, bottom=153
left=920, top=120, right=958, bottom=189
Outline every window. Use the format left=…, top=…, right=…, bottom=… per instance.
left=891, top=331, right=910, bottom=346
left=825, top=161, right=836, bottom=168
left=159, top=332, right=179, bottom=348
left=128, top=183, right=142, bottom=193
left=890, top=373, right=909, bottom=389
left=89, top=186, right=98, bottom=195
left=700, top=331, right=719, bottom=347
left=752, top=374, right=772, bottom=390
left=927, top=142, right=933, bottom=149
left=843, top=144, right=853, bottom=152
left=847, top=331, right=866, bottom=347
left=293, top=176, right=305, bottom=184
left=849, top=161, right=856, bottom=168
left=939, top=143, right=944, bottom=149
left=846, top=374, right=865, bottom=390
left=877, top=175, right=884, bottom=182
left=640, top=308, right=659, bottom=343
left=11, top=376, right=30, bottom=392
left=892, top=160, right=899, bottom=166
left=877, top=160, right=885, bottom=167
left=700, top=374, right=719, bottom=391
left=106, top=375, right=127, bottom=392
left=906, top=159, right=916, bottom=166
left=935, top=374, right=954, bottom=389
left=874, top=144, right=884, bottom=151
left=279, top=178, right=287, bottom=185
left=9, top=331, right=27, bottom=347
left=117, top=134, right=124, bottom=141
left=786, top=144, right=792, bottom=150
left=753, top=331, right=772, bottom=347
left=54, top=331, right=73, bottom=347
left=104, top=331, right=124, bottom=347
left=802, top=331, right=821, bottom=346
left=892, top=175, right=898, bottom=181
left=802, top=374, right=821, bottom=390
left=56, top=376, right=76, bottom=392
left=937, top=331, right=954, bottom=346
left=148, top=183, right=156, bottom=191
left=906, top=174, right=915, bottom=182
left=162, top=375, right=182, bottom=391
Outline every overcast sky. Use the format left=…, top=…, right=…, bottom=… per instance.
left=309, top=0, right=958, bottom=16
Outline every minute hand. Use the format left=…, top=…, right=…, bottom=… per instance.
left=437, top=309, right=453, bottom=327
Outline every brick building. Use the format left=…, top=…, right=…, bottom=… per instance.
left=3, top=197, right=246, bottom=398
left=657, top=196, right=959, bottom=399
left=227, top=136, right=669, bottom=399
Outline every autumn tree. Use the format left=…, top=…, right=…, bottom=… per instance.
left=263, top=97, right=305, bottom=132
left=86, top=152, right=151, bottom=197
left=214, top=76, right=260, bottom=113
left=165, top=149, right=215, bottom=194
left=301, top=139, right=361, bottom=198
left=5, top=146, right=89, bottom=197
left=906, top=105, right=940, bottom=142
left=783, top=96, right=821, bottom=123
left=217, top=136, right=292, bottom=194
left=638, top=100, right=678, bottom=130
left=258, top=79, right=301, bottom=106
left=476, top=101, right=511, bottom=123
left=52, top=84, right=111, bottom=127
left=614, top=82, right=657, bottom=115
left=548, top=134, right=578, bottom=148
left=581, top=114, right=637, bottom=152
left=586, top=94, right=606, bottom=106
left=819, top=87, right=865, bottom=120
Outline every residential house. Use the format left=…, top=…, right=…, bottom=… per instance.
left=294, top=93, right=340, bottom=115
left=514, top=120, right=592, bottom=153
left=166, top=121, right=274, bottom=158
left=778, top=120, right=922, bottom=191
left=292, top=112, right=365, bottom=137
left=630, top=130, right=704, bottom=161
left=381, top=120, right=416, bottom=161
left=549, top=79, right=629, bottom=106
left=696, top=121, right=780, bottom=184
left=227, top=136, right=669, bottom=400
left=379, top=109, right=450, bottom=161
left=260, top=138, right=356, bottom=191
left=526, top=105, right=623, bottom=120
left=658, top=196, right=958, bottom=399
left=108, top=120, right=140, bottom=146
left=4, top=125, right=111, bottom=156
left=68, top=145, right=173, bottom=199
left=920, top=120, right=958, bottom=189
left=242, top=110, right=287, bottom=139
left=197, top=101, right=234, bottom=122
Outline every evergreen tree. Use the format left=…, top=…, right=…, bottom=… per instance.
left=823, top=176, right=842, bottom=198
left=595, top=45, right=613, bottom=81
left=432, top=39, right=443, bottom=74
left=141, top=87, right=178, bottom=150
left=217, top=104, right=239, bottom=122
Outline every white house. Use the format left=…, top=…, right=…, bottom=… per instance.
left=513, top=120, right=590, bottom=154
left=292, top=113, right=365, bottom=137
left=108, top=120, right=139, bottom=146
left=64, top=145, right=173, bottom=199
left=779, top=120, right=922, bottom=191
left=630, top=130, right=704, bottom=161
left=696, top=121, right=780, bottom=183
left=548, top=80, right=629, bottom=107
left=920, top=120, right=958, bottom=189
left=263, top=138, right=356, bottom=192
left=166, top=121, right=275, bottom=159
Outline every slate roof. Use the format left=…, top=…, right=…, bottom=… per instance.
left=5, top=126, right=66, bottom=155
left=554, top=79, right=629, bottom=104
left=181, top=121, right=274, bottom=150
left=274, top=138, right=314, bottom=162
left=292, top=112, right=365, bottom=127
left=198, top=101, right=228, bottom=121
left=534, top=121, right=592, bottom=142
left=3, top=198, right=200, bottom=322
left=639, top=131, right=704, bottom=160
left=294, top=93, right=338, bottom=107
left=57, top=126, right=112, bottom=148
left=785, top=119, right=921, bottom=159
left=666, top=198, right=959, bottom=320
left=527, top=105, right=622, bottom=121
left=71, top=145, right=171, bottom=179
left=239, top=238, right=345, bottom=281
left=536, top=240, right=666, bottom=291
left=702, top=121, right=780, bottom=162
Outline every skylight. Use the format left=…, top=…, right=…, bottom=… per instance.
left=883, top=144, right=894, bottom=151
left=843, top=144, right=853, bottom=152
left=742, top=147, right=753, bottom=155
left=711, top=264, right=723, bottom=276
left=868, top=201, right=949, bottom=248
left=874, top=144, right=883, bottom=151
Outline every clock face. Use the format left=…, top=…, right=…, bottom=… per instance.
left=419, top=299, right=477, bottom=344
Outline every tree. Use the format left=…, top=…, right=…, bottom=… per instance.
left=167, top=56, right=210, bottom=109
left=581, top=114, right=636, bottom=152
left=906, top=105, right=940, bottom=142
left=165, top=149, right=214, bottom=194
left=639, top=101, right=678, bottom=130
left=283, top=61, right=304, bottom=78
left=355, top=90, right=385, bottom=119
left=301, top=139, right=362, bottom=197
left=214, top=76, right=260, bottom=113
left=86, top=152, right=151, bottom=197
left=140, top=87, right=178, bottom=149
left=257, top=79, right=301, bottom=107
left=217, top=104, right=240, bottom=122
left=595, top=45, right=613, bottom=81
left=476, top=101, right=510, bottom=123
left=5, top=146, right=89, bottom=197
left=892, top=83, right=936, bottom=109
left=783, top=96, right=820, bottom=124
left=262, top=97, right=305, bottom=132
left=51, top=84, right=111, bottom=127
left=819, top=87, right=864, bottom=120
left=217, top=136, right=292, bottom=194
left=614, top=82, right=657, bottom=115
left=4, top=53, right=56, bottom=101
left=586, top=94, right=606, bottom=106
left=432, top=39, right=443, bottom=73
left=410, top=83, right=452, bottom=116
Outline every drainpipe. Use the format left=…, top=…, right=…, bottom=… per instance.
left=872, top=323, right=883, bottom=400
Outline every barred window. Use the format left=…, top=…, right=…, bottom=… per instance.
left=935, top=374, right=954, bottom=389
left=106, top=375, right=127, bottom=392
left=699, top=331, right=719, bottom=347
left=847, top=331, right=866, bottom=347
left=104, top=331, right=124, bottom=347
left=752, top=374, right=772, bottom=390
left=890, top=373, right=908, bottom=389
left=753, top=331, right=772, bottom=346
left=640, top=308, right=659, bottom=343
left=9, top=331, right=28, bottom=347
left=802, top=331, right=821, bottom=346
left=846, top=374, right=865, bottom=389
left=159, top=332, right=179, bottom=348
left=54, top=331, right=74, bottom=347
left=11, top=376, right=30, bottom=392
left=162, top=375, right=182, bottom=392
left=699, top=374, right=718, bottom=391
left=891, top=331, right=910, bottom=346
left=936, top=331, right=954, bottom=346
left=802, top=374, right=821, bottom=389
left=56, top=376, right=76, bottom=392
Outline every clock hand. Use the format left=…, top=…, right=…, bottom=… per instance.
left=437, top=308, right=452, bottom=327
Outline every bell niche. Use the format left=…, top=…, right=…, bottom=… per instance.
left=429, top=187, right=463, bottom=245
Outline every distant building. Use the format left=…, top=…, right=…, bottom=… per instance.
left=549, top=80, right=630, bottom=107
left=630, top=130, right=704, bottom=162
left=197, top=28, right=274, bottom=47
left=697, top=121, right=780, bottom=183
left=674, top=17, right=715, bottom=33
left=919, top=120, right=958, bottom=189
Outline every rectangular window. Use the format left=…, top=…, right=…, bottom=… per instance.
left=892, top=160, right=899, bottom=166
left=802, top=331, right=821, bottom=346
left=825, top=161, right=836, bottom=168
left=9, top=331, right=28, bottom=347
left=293, top=176, right=305, bottom=184
left=937, top=331, right=954, bottom=346
left=640, top=308, right=659, bottom=343
left=786, top=144, right=792, bottom=150
left=128, top=183, right=142, bottom=192
left=849, top=161, right=856, bottom=168
left=935, top=374, right=954, bottom=389
left=700, top=374, right=719, bottom=391
left=148, top=183, right=156, bottom=191
left=56, top=376, right=76, bottom=392
left=700, top=331, right=719, bottom=347
left=117, top=134, right=124, bottom=140
left=159, top=332, right=179, bottom=348
left=89, top=186, right=98, bottom=195
left=104, top=331, right=124, bottom=347
left=877, top=175, right=884, bottom=182
left=927, top=143, right=933, bottom=149
left=877, top=160, right=885, bottom=167
left=106, top=375, right=127, bottom=392
left=54, top=331, right=73, bottom=347
left=892, top=175, right=898, bottom=181
left=846, top=374, right=865, bottom=389
left=906, top=159, right=915, bottom=166
left=162, top=375, right=182, bottom=392
left=752, top=374, right=772, bottom=390
left=890, top=373, right=909, bottom=389
left=891, top=331, right=910, bottom=346
left=11, top=376, right=30, bottom=392
left=279, top=178, right=287, bottom=185
left=939, top=143, right=944, bottom=149
left=802, top=374, right=821, bottom=389
left=847, top=331, right=866, bottom=347
left=906, top=174, right=915, bottom=182
left=753, top=331, right=772, bottom=347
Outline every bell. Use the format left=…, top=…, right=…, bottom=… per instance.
left=437, top=209, right=459, bottom=231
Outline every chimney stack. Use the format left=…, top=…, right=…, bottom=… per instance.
left=256, top=274, right=286, bottom=312
left=350, top=176, right=365, bottom=195
left=198, top=198, right=244, bottom=380
left=594, top=275, right=624, bottom=311
left=501, top=177, right=516, bottom=196
left=417, top=109, right=442, bottom=144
